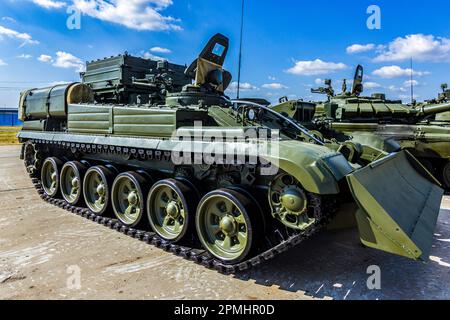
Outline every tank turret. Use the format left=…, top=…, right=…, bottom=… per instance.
left=318, top=96, right=450, bottom=124
left=309, top=65, right=450, bottom=124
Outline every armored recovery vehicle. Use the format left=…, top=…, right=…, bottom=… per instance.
left=274, top=65, right=450, bottom=190
left=17, top=35, right=443, bottom=272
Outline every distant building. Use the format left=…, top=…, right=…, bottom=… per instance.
left=0, top=108, right=22, bottom=126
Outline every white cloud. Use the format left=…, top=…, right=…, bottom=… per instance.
left=403, top=80, right=419, bottom=87
left=18, top=54, right=33, bottom=59
left=374, top=34, right=450, bottom=62
left=346, top=43, right=375, bottom=54
left=314, top=78, right=324, bottom=85
left=38, top=54, right=53, bottom=62
left=0, top=59, right=7, bottom=66
left=1, top=17, right=16, bottom=23
left=31, top=0, right=67, bottom=9
left=72, top=0, right=181, bottom=31
left=150, top=46, right=171, bottom=54
left=364, top=82, right=382, bottom=89
left=372, top=65, right=429, bottom=78
left=228, top=82, right=259, bottom=92
left=0, top=25, right=39, bottom=46
left=53, top=51, right=85, bottom=72
left=388, top=85, right=407, bottom=93
left=39, top=52, right=86, bottom=73
left=261, top=83, right=288, bottom=90
left=142, top=52, right=167, bottom=61
left=268, top=76, right=276, bottom=81
left=286, top=59, right=347, bottom=76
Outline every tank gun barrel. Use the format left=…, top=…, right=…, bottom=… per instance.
left=419, top=102, right=450, bottom=116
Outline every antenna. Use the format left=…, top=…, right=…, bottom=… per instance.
left=410, top=57, right=414, bottom=105
left=237, top=0, right=245, bottom=99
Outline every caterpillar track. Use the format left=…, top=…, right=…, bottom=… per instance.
left=25, top=139, right=337, bottom=275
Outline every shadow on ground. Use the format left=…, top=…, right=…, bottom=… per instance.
left=234, top=209, right=450, bottom=300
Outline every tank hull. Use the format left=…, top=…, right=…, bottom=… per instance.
left=18, top=124, right=444, bottom=267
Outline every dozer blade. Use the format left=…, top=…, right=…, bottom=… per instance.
left=346, top=150, right=444, bottom=260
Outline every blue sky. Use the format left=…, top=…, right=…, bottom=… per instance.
left=0, top=0, right=449, bottom=107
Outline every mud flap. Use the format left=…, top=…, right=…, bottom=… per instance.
left=346, top=150, right=444, bottom=260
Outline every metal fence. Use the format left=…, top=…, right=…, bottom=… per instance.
left=0, top=109, right=22, bottom=126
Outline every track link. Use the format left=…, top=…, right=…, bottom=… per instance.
left=31, top=176, right=328, bottom=274
left=26, top=139, right=335, bottom=274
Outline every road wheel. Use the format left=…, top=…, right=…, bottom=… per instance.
left=60, top=161, right=86, bottom=205
left=268, top=174, right=314, bottom=230
left=147, top=179, right=198, bottom=242
left=112, top=172, right=149, bottom=228
left=23, top=142, right=41, bottom=177
left=196, top=188, right=260, bottom=264
left=41, top=157, right=62, bottom=198
left=83, top=166, right=115, bottom=215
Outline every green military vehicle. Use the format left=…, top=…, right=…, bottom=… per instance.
left=273, top=65, right=450, bottom=190
left=17, top=35, right=443, bottom=273
left=420, top=83, right=450, bottom=123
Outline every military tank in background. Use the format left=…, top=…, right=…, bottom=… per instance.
left=420, top=83, right=450, bottom=123
left=273, top=65, right=450, bottom=190
left=17, top=35, right=443, bottom=273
